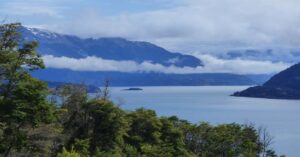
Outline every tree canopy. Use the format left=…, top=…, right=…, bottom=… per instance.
left=0, top=23, right=55, bottom=157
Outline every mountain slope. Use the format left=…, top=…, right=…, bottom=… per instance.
left=20, top=26, right=268, bottom=86
left=233, top=63, right=300, bottom=99
left=19, top=27, right=202, bottom=67
left=263, top=63, right=300, bottom=89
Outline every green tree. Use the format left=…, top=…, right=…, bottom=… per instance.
left=88, top=99, right=127, bottom=154
left=125, top=108, right=162, bottom=150
left=125, top=109, right=194, bottom=157
left=57, top=147, right=80, bottom=157
left=0, top=23, right=55, bottom=156
left=58, top=85, right=128, bottom=156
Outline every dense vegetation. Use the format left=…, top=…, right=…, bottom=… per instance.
left=0, top=23, right=284, bottom=157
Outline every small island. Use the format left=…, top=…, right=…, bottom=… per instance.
left=123, top=87, right=143, bottom=91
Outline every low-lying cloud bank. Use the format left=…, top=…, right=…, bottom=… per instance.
left=43, top=55, right=290, bottom=75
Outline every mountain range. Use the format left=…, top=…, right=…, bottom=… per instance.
left=20, top=26, right=271, bottom=86
left=20, top=27, right=202, bottom=68
left=218, top=49, right=300, bottom=63
left=33, top=68, right=262, bottom=86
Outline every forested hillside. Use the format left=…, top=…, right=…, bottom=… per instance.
left=233, top=63, right=300, bottom=99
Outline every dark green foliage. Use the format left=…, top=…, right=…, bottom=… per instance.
left=57, top=86, right=194, bottom=157
left=88, top=100, right=127, bottom=153
left=57, top=147, right=80, bottom=157
left=169, top=118, right=265, bottom=157
left=73, top=139, right=90, bottom=156
left=0, top=23, right=55, bottom=156
left=57, top=85, right=273, bottom=157
left=126, top=109, right=162, bottom=148
left=57, top=84, right=127, bottom=156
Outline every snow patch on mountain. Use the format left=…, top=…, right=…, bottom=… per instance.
left=26, top=27, right=59, bottom=39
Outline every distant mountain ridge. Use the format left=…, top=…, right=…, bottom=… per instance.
left=19, top=26, right=203, bottom=67
left=233, top=63, right=300, bottom=99
left=19, top=26, right=271, bottom=86
left=218, top=49, right=300, bottom=63
left=33, top=68, right=259, bottom=86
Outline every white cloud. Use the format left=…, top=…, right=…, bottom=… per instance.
left=194, top=54, right=290, bottom=74
left=44, top=0, right=300, bottom=53
left=3, top=0, right=300, bottom=54
left=43, top=55, right=290, bottom=75
left=0, top=0, right=66, bottom=18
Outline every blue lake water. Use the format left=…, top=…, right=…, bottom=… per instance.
left=109, top=86, right=300, bottom=157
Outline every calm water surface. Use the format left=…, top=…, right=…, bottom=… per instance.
left=109, top=86, right=300, bottom=157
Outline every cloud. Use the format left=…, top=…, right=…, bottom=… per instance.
left=3, top=0, right=300, bottom=54
left=42, top=0, right=300, bottom=53
left=194, top=54, right=290, bottom=74
left=0, top=0, right=67, bottom=18
left=43, top=55, right=290, bottom=75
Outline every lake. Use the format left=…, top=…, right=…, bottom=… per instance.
left=109, top=86, right=300, bottom=157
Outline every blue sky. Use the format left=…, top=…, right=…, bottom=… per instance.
left=0, top=0, right=180, bottom=24
left=1, top=0, right=300, bottom=54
